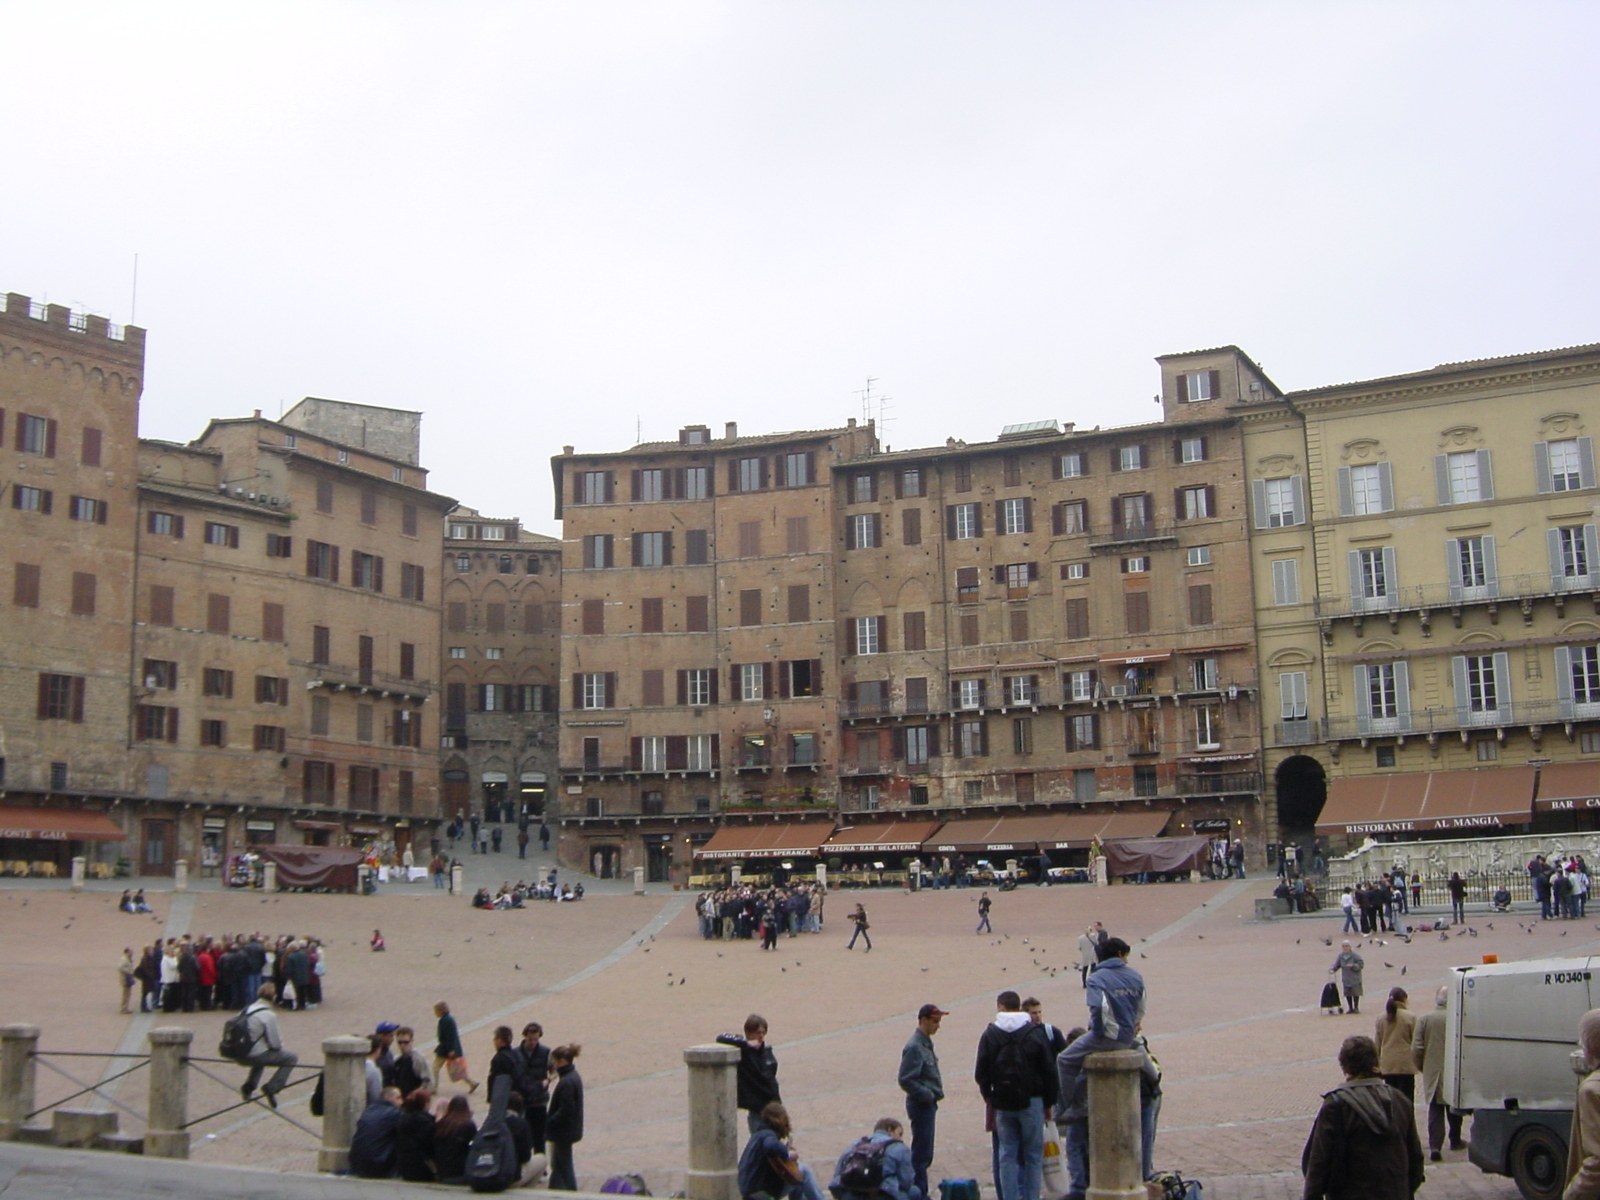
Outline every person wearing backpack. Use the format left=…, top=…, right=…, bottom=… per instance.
left=974, top=990, right=1058, bottom=1200
left=238, top=982, right=297, bottom=1108
left=828, top=1117, right=919, bottom=1200
left=737, top=1102, right=825, bottom=1200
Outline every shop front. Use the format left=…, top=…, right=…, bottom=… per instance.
left=293, top=818, right=342, bottom=847
left=820, top=820, right=943, bottom=886
left=1315, top=767, right=1537, bottom=848
left=692, top=820, right=836, bottom=886
left=0, top=805, right=125, bottom=876
left=1533, top=762, right=1600, bottom=834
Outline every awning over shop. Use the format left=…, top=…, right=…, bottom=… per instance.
left=1092, top=810, right=1174, bottom=844
left=1534, top=762, right=1600, bottom=813
left=924, top=814, right=1049, bottom=855
left=1099, top=651, right=1172, bottom=666
left=695, top=821, right=835, bottom=860
left=1102, top=835, right=1211, bottom=876
left=823, top=820, right=944, bottom=854
left=1315, top=768, right=1537, bottom=836
left=0, top=806, right=125, bottom=841
left=256, top=845, right=364, bottom=890
left=293, top=820, right=343, bottom=832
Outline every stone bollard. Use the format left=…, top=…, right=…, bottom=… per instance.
left=145, top=1027, right=192, bottom=1158
left=318, top=1035, right=370, bottom=1173
left=70, top=856, right=86, bottom=892
left=263, top=861, right=277, bottom=893
left=174, top=859, right=189, bottom=893
left=633, top=865, right=645, bottom=895
left=450, top=862, right=463, bottom=896
left=731, top=864, right=743, bottom=886
left=1084, top=1049, right=1146, bottom=1200
left=816, top=863, right=827, bottom=890
left=0, top=1025, right=40, bottom=1139
left=683, top=1043, right=740, bottom=1200
left=1093, top=857, right=1109, bottom=887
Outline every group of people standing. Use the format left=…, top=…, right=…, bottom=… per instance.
left=1530, top=853, right=1592, bottom=921
left=697, top=884, right=826, bottom=943
left=118, top=932, right=324, bottom=1015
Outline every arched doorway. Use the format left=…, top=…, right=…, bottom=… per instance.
left=1275, top=754, right=1328, bottom=846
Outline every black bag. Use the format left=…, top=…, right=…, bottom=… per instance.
left=988, top=1027, right=1031, bottom=1108
left=466, top=1075, right=521, bottom=1193
left=838, top=1136, right=891, bottom=1192
left=1149, top=1171, right=1202, bottom=1199
left=218, top=1006, right=254, bottom=1062
left=1319, top=982, right=1341, bottom=1010
left=309, top=1073, right=325, bottom=1117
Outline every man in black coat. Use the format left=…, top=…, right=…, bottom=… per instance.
left=349, top=1087, right=404, bottom=1179
left=974, top=990, right=1058, bottom=1200
left=515, top=1022, right=553, bottom=1153
left=717, top=1014, right=781, bottom=1133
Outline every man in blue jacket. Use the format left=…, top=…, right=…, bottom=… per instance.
left=829, top=1117, right=920, bottom=1200
left=1055, top=938, right=1146, bottom=1198
left=897, top=1004, right=946, bottom=1200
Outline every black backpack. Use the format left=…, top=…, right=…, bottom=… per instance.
left=988, top=1027, right=1032, bottom=1108
left=466, top=1075, right=521, bottom=1193
left=838, top=1136, right=891, bottom=1193
left=218, top=1006, right=255, bottom=1062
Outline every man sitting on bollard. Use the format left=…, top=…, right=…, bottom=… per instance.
left=350, top=1086, right=404, bottom=1178
left=1055, top=937, right=1145, bottom=1200
left=828, top=1117, right=920, bottom=1200
left=239, top=982, right=296, bottom=1108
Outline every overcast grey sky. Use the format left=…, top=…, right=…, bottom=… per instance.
left=5, top=2, right=1597, bottom=532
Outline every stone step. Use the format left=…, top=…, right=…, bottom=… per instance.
left=11, top=1123, right=55, bottom=1145
left=95, top=1132, right=144, bottom=1154
left=52, top=1109, right=118, bottom=1149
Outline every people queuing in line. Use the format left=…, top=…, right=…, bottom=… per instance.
left=123, top=932, right=328, bottom=1014
left=696, top=883, right=826, bottom=941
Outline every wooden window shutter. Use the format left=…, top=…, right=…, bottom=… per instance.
left=571, top=675, right=584, bottom=708
left=1028, top=562, right=1040, bottom=581
left=373, top=556, right=384, bottom=593
left=778, top=664, right=791, bottom=699
left=891, top=727, right=907, bottom=760
left=1051, top=503, right=1064, bottom=536
left=1207, top=370, right=1221, bottom=399
left=846, top=681, right=858, bottom=707
left=993, top=565, right=1006, bottom=584
left=1022, top=498, right=1033, bottom=532
left=171, top=514, right=183, bottom=538
left=35, top=673, right=49, bottom=719
left=81, top=427, right=102, bottom=467
left=0, top=409, right=5, bottom=448
left=729, top=665, right=741, bottom=698
left=71, top=675, right=86, bottom=723
left=630, top=737, right=642, bottom=770
left=844, top=619, right=857, bottom=655
left=810, top=659, right=822, bottom=691
left=329, top=545, right=339, bottom=583
left=973, top=504, right=984, bottom=537
left=604, top=673, right=617, bottom=707
left=945, top=506, right=957, bottom=539
left=631, top=470, right=641, bottom=500
left=1175, top=373, right=1189, bottom=403
left=603, top=473, right=615, bottom=502
left=44, top=419, right=57, bottom=458
left=306, top=540, right=317, bottom=575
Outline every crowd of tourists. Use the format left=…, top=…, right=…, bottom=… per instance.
left=117, top=932, right=328, bottom=1015
left=696, top=883, right=825, bottom=943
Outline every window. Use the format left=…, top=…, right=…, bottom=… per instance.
left=949, top=503, right=981, bottom=540
left=1073, top=768, right=1098, bottom=801
left=735, top=457, right=766, bottom=492
left=445, top=601, right=467, bottom=632
left=256, top=675, right=288, bottom=705
left=315, top=479, right=334, bottom=513
left=851, top=472, right=876, bottom=502
left=1278, top=671, right=1309, bottom=742
left=81, top=427, right=102, bottom=467
left=1177, top=486, right=1213, bottom=520
left=143, top=659, right=178, bottom=690
left=202, top=668, right=234, bottom=698
left=577, top=471, right=613, bottom=504
left=1375, top=745, right=1398, bottom=768
left=1540, top=438, right=1597, bottom=493
left=738, top=521, right=761, bottom=558
left=137, top=704, right=179, bottom=743
left=901, top=508, right=922, bottom=545
left=782, top=659, right=821, bottom=697
left=1065, top=713, right=1099, bottom=751
left=349, top=766, right=380, bottom=808
left=483, top=647, right=502, bottom=660
left=200, top=719, right=227, bottom=747
left=1116, top=445, right=1145, bottom=472
left=1271, top=558, right=1300, bottom=606
left=1012, top=717, right=1034, bottom=755
left=1253, top=475, right=1304, bottom=528
left=526, top=555, right=543, bottom=575
left=1454, top=652, right=1510, bottom=724
left=1187, top=545, right=1211, bottom=566
left=497, top=555, right=513, bottom=573
left=582, top=534, right=614, bottom=569
left=956, top=678, right=985, bottom=710
left=738, top=663, right=766, bottom=701
left=401, top=504, right=418, bottom=536
left=1064, top=597, right=1090, bottom=639
left=1054, top=500, right=1088, bottom=535
left=1000, top=498, right=1032, bottom=535
left=1121, top=556, right=1149, bottom=574
left=351, top=551, right=383, bottom=591
left=1476, top=738, right=1499, bottom=762
left=686, top=529, right=710, bottom=564
left=69, top=496, right=106, bottom=524
left=337, top=450, right=351, bottom=466
left=576, top=672, right=615, bottom=709
left=71, top=572, right=96, bottom=616
left=1192, top=657, right=1219, bottom=690
left=783, top=517, right=808, bottom=554
left=1350, top=546, right=1397, bottom=610
left=903, top=726, right=930, bottom=766
left=13, top=563, right=40, bottom=608
left=37, top=673, right=85, bottom=721
left=902, top=610, right=926, bottom=651
left=739, top=589, right=762, bottom=626
left=848, top=513, right=881, bottom=549
left=400, top=562, right=426, bottom=601
left=787, top=585, right=810, bottom=623
left=740, top=734, right=770, bottom=768
left=1177, top=370, right=1218, bottom=403
left=959, top=613, right=981, bottom=645
left=1064, top=561, right=1089, bottom=580
left=1356, top=662, right=1410, bottom=734
left=634, top=531, right=672, bottom=566
left=1188, top=583, right=1213, bottom=626
left=640, top=597, right=664, bottom=633
left=636, top=469, right=667, bottom=501
left=683, top=669, right=713, bottom=707
left=957, top=719, right=988, bottom=758
left=1133, top=765, right=1159, bottom=798
left=455, top=554, right=471, bottom=572
left=148, top=584, right=174, bottom=625
left=899, top=468, right=925, bottom=497
left=1056, top=452, right=1086, bottom=479
left=18, top=413, right=54, bottom=455
left=1115, top=493, right=1150, bottom=534
left=852, top=616, right=883, bottom=655
left=449, top=523, right=472, bottom=539
left=905, top=677, right=929, bottom=713
left=639, top=736, right=667, bottom=772
left=1551, top=525, right=1600, bottom=589
left=267, top=533, right=293, bottom=558
left=1005, top=674, right=1038, bottom=705
left=582, top=598, right=605, bottom=634
left=1338, top=462, right=1393, bottom=516
left=953, top=461, right=972, bottom=492
left=956, top=567, right=979, bottom=598
left=254, top=725, right=285, bottom=752
left=1177, top=436, right=1207, bottom=463
left=1560, top=645, right=1600, bottom=716
left=1007, top=608, right=1030, bottom=642
left=306, top=540, right=339, bottom=581
left=1003, top=562, right=1036, bottom=591
left=1436, top=450, right=1493, bottom=505
left=1448, top=535, right=1497, bottom=599
left=686, top=735, right=715, bottom=771
left=1124, top=592, right=1150, bottom=634
left=14, top=486, right=52, bottom=513
left=312, top=625, right=331, bottom=663
left=683, top=467, right=710, bottom=499
left=1000, top=454, right=1021, bottom=487
left=685, top=595, right=710, bottom=632
left=448, top=646, right=467, bottom=659
left=1067, top=669, right=1097, bottom=701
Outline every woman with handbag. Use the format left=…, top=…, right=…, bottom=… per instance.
left=738, top=1102, right=825, bottom=1200
left=546, top=1043, right=585, bottom=1190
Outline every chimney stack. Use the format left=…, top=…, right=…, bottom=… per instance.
left=724, top=422, right=738, bottom=440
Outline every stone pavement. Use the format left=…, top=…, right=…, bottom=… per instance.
left=1, top=866, right=1565, bottom=1198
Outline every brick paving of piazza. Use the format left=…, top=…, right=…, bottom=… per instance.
left=0, top=849, right=1553, bottom=1198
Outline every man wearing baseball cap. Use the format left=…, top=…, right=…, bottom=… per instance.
left=373, top=1022, right=400, bottom=1088
left=898, top=1004, right=947, bottom=1200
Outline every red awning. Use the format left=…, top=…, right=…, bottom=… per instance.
left=696, top=821, right=834, bottom=859
left=824, top=820, right=944, bottom=854
left=0, top=805, right=125, bottom=841
left=1316, top=768, right=1536, bottom=835
left=1535, top=762, right=1600, bottom=813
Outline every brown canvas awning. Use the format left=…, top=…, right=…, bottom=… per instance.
left=924, top=814, right=1041, bottom=854
left=1534, top=762, right=1600, bottom=813
left=0, top=805, right=125, bottom=841
left=256, top=845, right=364, bottom=890
left=1316, top=768, right=1536, bottom=836
left=1102, top=835, right=1211, bottom=876
left=1093, top=810, right=1174, bottom=843
left=695, top=821, right=834, bottom=860
left=824, top=820, right=943, bottom=854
